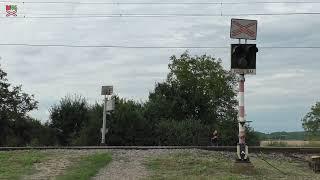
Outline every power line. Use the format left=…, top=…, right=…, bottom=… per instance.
left=0, top=43, right=320, bottom=49
left=0, top=43, right=228, bottom=48
left=3, top=12, right=320, bottom=18
left=1, top=1, right=320, bottom=5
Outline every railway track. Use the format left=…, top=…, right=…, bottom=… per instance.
left=1, top=146, right=320, bottom=153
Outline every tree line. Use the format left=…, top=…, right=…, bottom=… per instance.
left=1, top=52, right=263, bottom=146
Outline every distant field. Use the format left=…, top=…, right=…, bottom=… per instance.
left=257, top=131, right=306, bottom=141
left=261, top=140, right=320, bottom=147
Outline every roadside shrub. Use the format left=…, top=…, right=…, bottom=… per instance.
left=156, top=119, right=211, bottom=146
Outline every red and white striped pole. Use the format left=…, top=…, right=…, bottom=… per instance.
left=237, top=73, right=250, bottom=162
left=239, top=74, right=246, bottom=144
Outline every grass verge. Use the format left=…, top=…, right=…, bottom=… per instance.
left=146, top=150, right=320, bottom=180
left=0, top=150, right=47, bottom=180
left=56, top=152, right=112, bottom=180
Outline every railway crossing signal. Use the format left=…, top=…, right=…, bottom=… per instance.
left=230, top=18, right=258, bottom=164
left=231, top=44, right=258, bottom=75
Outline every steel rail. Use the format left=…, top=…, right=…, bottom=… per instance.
left=0, top=146, right=320, bottom=153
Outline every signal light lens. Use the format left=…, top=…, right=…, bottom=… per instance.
left=231, top=44, right=257, bottom=71
left=238, top=57, right=248, bottom=68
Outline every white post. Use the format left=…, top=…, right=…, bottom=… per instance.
left=101, top=95, right=107, bottom=145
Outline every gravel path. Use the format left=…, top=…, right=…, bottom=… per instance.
left=93, top=149, right=196, bottom=180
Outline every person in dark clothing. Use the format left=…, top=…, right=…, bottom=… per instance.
left=211, top=130, right=218, bottom=146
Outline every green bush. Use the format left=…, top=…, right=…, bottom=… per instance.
left=72, top=104, right=103, bottom=146
left=107, top=97, right=154, bottom=146
left=156, top=119, right=211, bottom=146
left=48, top=95, right=89, bottom=145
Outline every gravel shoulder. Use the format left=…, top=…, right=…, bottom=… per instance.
left=93, top=149, right=237, bottom=180
left=19, top=149, right=319, bottom=180
left=93, top=149, right=172, bottom=180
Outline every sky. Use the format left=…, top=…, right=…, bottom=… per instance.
left=1, top=0, right=320, bottom=133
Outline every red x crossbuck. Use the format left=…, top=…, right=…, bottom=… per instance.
left=230, top=19, right=257, bottom=40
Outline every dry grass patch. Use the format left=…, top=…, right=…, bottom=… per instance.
left=146, top=150, right=320, bottom=180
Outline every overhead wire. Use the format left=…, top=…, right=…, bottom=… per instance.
left=2, top=12, right=320, bottom=18
left=0, top=1, right=320, bottom=5
left=0, top=43, right=319, bottom=49
left=0, top=1, right=317, bottom=50
left=0, top=1, right=318, bottom=18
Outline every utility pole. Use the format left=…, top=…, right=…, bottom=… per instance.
left=100, top=85, right=114, bottom=146
left=101, top=95, right=108, bottom=145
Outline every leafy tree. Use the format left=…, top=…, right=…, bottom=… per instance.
left=73, top=103, right=103, bottom=146
left=107, top=97, right=152, bottom=145
left=156, top=118, right=211, bottom=146
left=302, top=102, right=320, bottom=139
left=145, top=52, right=240, bottom=145
left=48, top=95, right=89, bottom=145
left=147, top=52, right=238, bottom=122
left=6, top=117, right=57, bottom=146
left=50, top=95, right=152, bottom=146
left=0, top=65, right=38, bottom=146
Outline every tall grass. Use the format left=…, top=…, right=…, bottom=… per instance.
left=0, top=150, right=47, bottom=180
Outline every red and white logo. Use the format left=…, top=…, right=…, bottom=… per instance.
left=6, top=5, right=18, bottom=17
